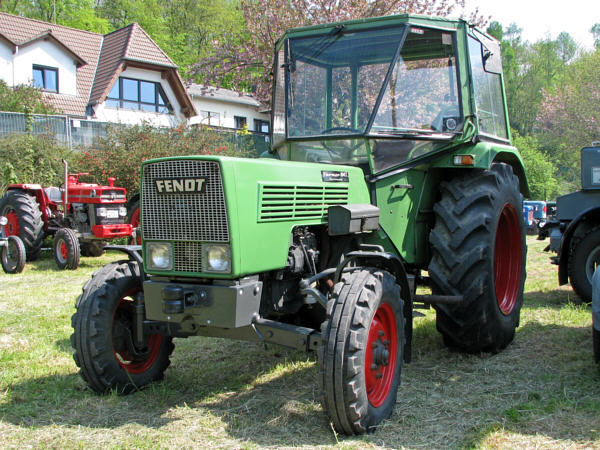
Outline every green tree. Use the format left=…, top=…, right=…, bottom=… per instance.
left=512, top=130, right=559, bottom=199
left=537, top=49, right=600, bottom=189
left=0, top=0, right=110, bottom=33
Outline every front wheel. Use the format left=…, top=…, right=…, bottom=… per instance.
left=53, top=228, right=80, bottom=270
left=428, top=163, right=526, bottom=353
left=319, top=269, right=404, bottom=434
left=1, top=236, right=26, bottom=274
left=71, top=260, right=174, bottom=394
left=568, top=227, right=600, bottom=304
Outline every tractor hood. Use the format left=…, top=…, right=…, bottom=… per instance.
left=140, top=156, right=370, bottom=278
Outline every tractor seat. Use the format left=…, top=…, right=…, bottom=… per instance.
left=44, top=187, right=63, bottom=203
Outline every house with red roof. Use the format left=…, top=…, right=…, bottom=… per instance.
left=0, top=12, right=195, bottom=126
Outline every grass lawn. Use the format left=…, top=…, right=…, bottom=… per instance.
left=0, top=237, right=599, bottom=448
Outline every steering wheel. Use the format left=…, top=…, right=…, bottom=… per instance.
left=320, top=127, right=364, bottom=158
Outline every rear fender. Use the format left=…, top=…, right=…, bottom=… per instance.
left=6, top=185, right=52, bottom=229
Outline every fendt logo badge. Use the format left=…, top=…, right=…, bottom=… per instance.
left=154, top=178, right=206, bottom=194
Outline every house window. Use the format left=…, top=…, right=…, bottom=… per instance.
left=106, top=77, right=172, bottom=113
left=32, top=65, right=58, bottom=92
left=201, top=110, right=220, bottom=126
left=254, top=119, right=269, bottom=134
left=234, top=116, right=247, bottom=129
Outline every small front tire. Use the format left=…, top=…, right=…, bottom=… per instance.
left=319, top=269, right=404, bottom=434
left=71, top=260, right=174, bottom=394
left=1, top=236, right=26, bottom=274
left=54, top=228, right=80, bottom=270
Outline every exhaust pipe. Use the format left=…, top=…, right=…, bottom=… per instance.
left=62, top=159, right=68, bottom=214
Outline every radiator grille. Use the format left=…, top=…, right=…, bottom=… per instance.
left=259, top=184, right=348, bottom=222
left=142, top=160, right=229, bottom=242
left=174, top=241, right=203, bottom=272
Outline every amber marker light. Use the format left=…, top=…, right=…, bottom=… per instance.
left=453, top=155, right=475, bottom=166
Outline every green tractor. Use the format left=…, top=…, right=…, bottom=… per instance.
left=71, top=15, right=528, bottom=434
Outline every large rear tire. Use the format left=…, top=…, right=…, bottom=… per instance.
left=319, top=269, right=404, bottom=434
left=1, top=236, right=26, bottom=274
left=71, top=260, right=174, bottom=394
left=428, top=163, right=526, bottom=353
left=0, top=190, right=44, bottom=261
left=128, top=198, right=141, bottom=245
left=567, top=227, right=600, bottom=304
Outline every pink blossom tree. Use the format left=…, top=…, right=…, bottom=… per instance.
left=192, top=0, right=485, bottom=103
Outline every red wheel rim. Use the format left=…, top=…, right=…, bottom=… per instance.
left=112, top=289, right=162, bottom=374
left=365, top=302, right=398, bottom=407
left=59, top=240, right=68, bottom=259
left=130, top=207, right=141, bottom=245
left=4, top=210, right=19, bottom=236
left=494, top=203, right=522, bottom=315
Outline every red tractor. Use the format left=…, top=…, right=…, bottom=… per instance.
left=0, top=160, right=132, bottom=269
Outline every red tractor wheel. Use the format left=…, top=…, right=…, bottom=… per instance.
left=319, top=269, right=404, bottom=434
left=128, top=198, right=141, bottom=245
left=0, top=191, right=44, bottom=261
left=71, top=260, right=174, bottom=394
left=428, top=163, right=526, bottom=353
left=53, top=228, right=80, bottom=270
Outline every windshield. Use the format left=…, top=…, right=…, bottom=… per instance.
left=286, top=25, right=461, bottom=138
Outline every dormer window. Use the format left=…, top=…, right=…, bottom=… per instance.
left=106, top=77, right=173, bottom=114
left=33, top=65, right=58, bottom=92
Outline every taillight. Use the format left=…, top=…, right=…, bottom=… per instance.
left=543, top=205, right=547, bottom=213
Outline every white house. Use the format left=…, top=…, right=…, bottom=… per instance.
left=0, top=13, right=195, bottom=126
left=188, top=84, right=270, bottom=134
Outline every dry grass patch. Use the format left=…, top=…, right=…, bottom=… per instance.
left=0, top=238, right=599, bottom=448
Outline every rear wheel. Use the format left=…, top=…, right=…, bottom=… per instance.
left=53, top=228, right=80, bottom=270
left=428, top=163, right=526, bottom=353
left=319, top=269, right=404, bottom=434
left=128, top=198, right=141, bottom=245
left=71, top=260, right=173, bottom=394
left=568, top=227, right=600, bottom=304
left=1, top=236, right=26, bottom=274
left=0, top=190, right=44, bottom=261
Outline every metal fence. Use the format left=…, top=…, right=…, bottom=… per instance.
left=0, top=111, right=269, bottom=154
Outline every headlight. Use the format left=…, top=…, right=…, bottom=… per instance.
left=147, top=242, right=172, bottom=270
left=203, top=244, right=231, bottom=273
left=0, top=216, right=7, bottom=226
left=96, top=207, right=107, bottom=217
left=119, top=207, right=127, bottom=217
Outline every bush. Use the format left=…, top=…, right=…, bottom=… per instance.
left=73, top=123, right=254, bottom=196
left=0, top=133, right=72, bottom=192
left=0, top=80, right=56, bottom=115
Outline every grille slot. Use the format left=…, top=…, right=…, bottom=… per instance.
left=100, top=190, right=126, bottom=201
left=259, top=184, right=348, bottom=222
left=142, top=160, right=229, bottom=242
left=174, top=242, right=203, bottom=272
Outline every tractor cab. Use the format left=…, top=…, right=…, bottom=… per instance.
left=270, top=15, right=510, bottom=176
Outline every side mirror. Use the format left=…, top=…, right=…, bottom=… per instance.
left=482, top=39, right=502, bottom=74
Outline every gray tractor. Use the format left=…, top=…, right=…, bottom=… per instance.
left=541, top=143, right=600, bottom=303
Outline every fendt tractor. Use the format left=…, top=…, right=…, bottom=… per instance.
left=71, top=15, right=528, bottom=434
left=0, top=160, right=132, bottom=270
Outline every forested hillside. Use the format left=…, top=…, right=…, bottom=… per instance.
left=2, top=0, right=598, bottom=199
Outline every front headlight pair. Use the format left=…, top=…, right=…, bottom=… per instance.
left=96, top=207, right=127, bottom=218
left=146, top=242, right=231, bottom=273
